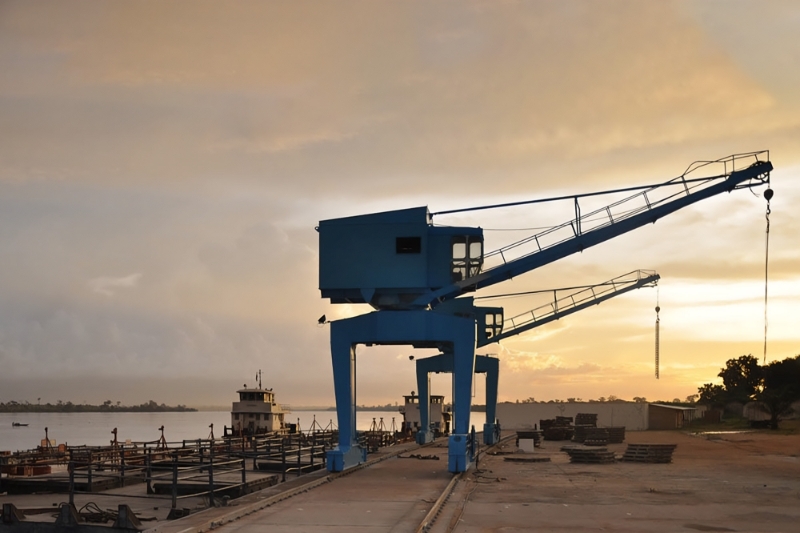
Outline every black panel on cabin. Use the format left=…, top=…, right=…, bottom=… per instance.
left=396, top=236, right=422, bottom=254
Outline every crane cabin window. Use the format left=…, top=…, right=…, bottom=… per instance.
left=396, top=236, right=422, bottom=254
left=451, top=236, right=484, bottom=282
left=485, top=312, right=503, bottom=339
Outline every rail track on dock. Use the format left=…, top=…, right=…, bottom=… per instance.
left=145, top=439, right=432, bottom=533
left=414, top=434, right=516, bottom=533
left=167, top=435, right=511, bottom=533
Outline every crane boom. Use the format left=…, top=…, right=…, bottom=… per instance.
left=413, top=154, right=771, bottom=308
left=477, top=270, right=659, bottom=347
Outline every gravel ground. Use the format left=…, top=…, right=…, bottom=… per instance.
left=434, top=425, right=800, bottom=533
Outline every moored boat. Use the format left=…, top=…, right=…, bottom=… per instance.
left=398, top=391, right=451, bottom=437
left=226, top=370, right=290, bottom=437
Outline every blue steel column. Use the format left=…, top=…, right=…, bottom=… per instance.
left=448, top=321, right=476, bottom=472
left=417, top=354, right=500, bottom=446
left=327, top=318, right=367, bottom=472
left=476, top=355, right=500, bottom=444
left=415, top=365, right=433, bottom=444
left=415, top=352, right=454, bottom=444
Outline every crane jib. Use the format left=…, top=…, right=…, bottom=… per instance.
left=477, top=272, right=660, bottom=347
left=416, top=160, right=772, bottom=308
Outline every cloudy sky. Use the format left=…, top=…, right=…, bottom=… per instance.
left=1, top=0, right=798, bottom=408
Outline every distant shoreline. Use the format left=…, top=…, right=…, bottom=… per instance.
left=0, top=401, right=196, bottom=413
left=1, top=404, right=493, bottom=413
left=196, top=406, right=488, bottom=412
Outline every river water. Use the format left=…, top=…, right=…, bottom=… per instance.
left=0, top=410, right=399, bottom=453
left=0, top=409, right=486, bottom=453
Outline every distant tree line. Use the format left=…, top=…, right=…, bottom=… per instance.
left=698, top=354, right=800, bottom=429
left=0, top=399, right=197, bottom=413
left=342, top=403, right=399, bottom=411
left=501, top=396, right=698, bottom=405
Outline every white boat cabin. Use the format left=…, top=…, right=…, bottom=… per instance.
left=231, top=386, right=287, bottom=436
left=399, top=391, right=451, bottom=436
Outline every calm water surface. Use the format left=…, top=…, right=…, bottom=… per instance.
left=0, top=410, right=401, bottom=452
left=0, top=409, right=486, bottom=453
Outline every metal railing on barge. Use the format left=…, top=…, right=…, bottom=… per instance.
left=1, top=429, right=339, bottom=510
left=0, top=424, right=405, bottom=515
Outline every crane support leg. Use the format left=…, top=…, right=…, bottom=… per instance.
left=414, top=352, right=455, bottom=445
left=450, top=337, right=476, bottom=473
left=415, top=360, right=436, bottom=444
left=415, top=353, right=500, bottom=447
left=327, top=310, right=477, bottom=473
left=328, top=323, right=367, bottom=472
left=477, top=355, right=500, bottom=445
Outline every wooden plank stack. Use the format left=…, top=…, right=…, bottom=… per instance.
left=565, top=446, right=616, bottom=464
left=572, top=414, right=598, bottom=443
left=543, top=426, right=574, bottom=441
left=583, top=428, right=609, bottom=446
left=574, top=413, right=598, bottom=427
left=622, top=443, right=677, bottom=463
left=605, top=426, right=626, bottom=443
left=503, top=456, right=551, bottom=463
left=541, top=417, right=575, bottom=441
left=516, top=430, right=542, bottom=448
left=572, top=425, right=592, bottom=443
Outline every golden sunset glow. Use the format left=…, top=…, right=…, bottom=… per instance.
left=1, top=1, right=798, bottom=407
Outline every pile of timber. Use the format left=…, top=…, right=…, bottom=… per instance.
left=515, top=430, right=542, bottom=448
left=572, top=425, right=593, bottom=443
left=503, top=456, right=551, bottom=463
left=575, top=413, right=598, bottom=427
left=583, top=428, right=609, bottom=446
left=605, top=426, right=626, bottom=443
left=543, top=426, right=574, bottom=441
left=621, top=444, right=677, bottom=463
left=541, top=417, right=574, bottom=441
left=565, top=446, right=616, bottom=464
left=571, top=415, right=599, bottom=443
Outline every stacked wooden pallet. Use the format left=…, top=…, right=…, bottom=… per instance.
left=565, top=446, right=616, bottom=464
left=504, top=456, right=551, bottom=463
left=543, top=426, right=574, bottom=441
left=572, top=424, right=593, bottom=443
left=605, top=426, right=626, bottom=443
left=516, top=430, right=542, bottom=447
left=622, top=443, right=677, bottom=463
left=575, top=413, right=598, bottom=427
left=583, top=428, right=609, bottom=446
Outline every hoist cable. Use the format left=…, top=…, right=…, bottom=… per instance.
left=429, top=174, right=732, bottom=217
left=655, top=286, right=660, bottom=380
left=763, top=188, right=773, bottom=364
left=473, top=278, right=650, bottom=301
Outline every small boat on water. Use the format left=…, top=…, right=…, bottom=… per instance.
left=12, top=422, right=29, bottom=427
left=226, top=370, right=290, bottom=437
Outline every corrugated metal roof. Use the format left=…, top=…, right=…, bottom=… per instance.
left=649, top=403, right=697, bottom=411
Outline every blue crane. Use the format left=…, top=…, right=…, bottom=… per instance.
left=317, top=151, right=772, bottom=472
